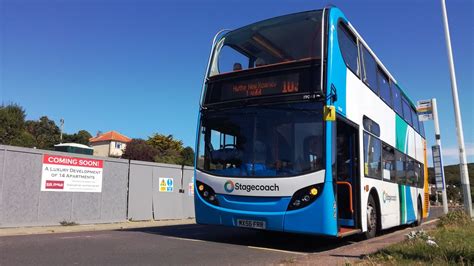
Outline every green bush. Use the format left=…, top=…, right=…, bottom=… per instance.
left=438, top=209, right=472, bottom=228
left=366, top=212, right=474, bottom=265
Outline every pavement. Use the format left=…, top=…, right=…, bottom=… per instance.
left=0, top=219, right=196, bottom=237
left=0, top=206, right=443, bottom=265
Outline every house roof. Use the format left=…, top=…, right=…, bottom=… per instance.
left=89, top=131, right=131, bottom=143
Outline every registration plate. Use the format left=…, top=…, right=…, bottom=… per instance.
left=236, top=219, right=266, bottom=229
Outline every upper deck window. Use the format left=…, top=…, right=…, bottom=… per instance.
left=209, top=11, right=322, bottom=77
left=392, top=83, right=403, bottom=116
left=377, top=68, right=392, bottom=107
left=402, top=98, right=413, bottom=126
left=361, top=45, right=378, bottom=94
left=411, top=108, right=420, bottom=132
left=338, top=23, right=359, bottom=76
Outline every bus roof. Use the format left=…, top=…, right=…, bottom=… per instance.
left=212, top=7, right=419, bottom=109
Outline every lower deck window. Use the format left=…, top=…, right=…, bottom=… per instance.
left=363, top=132, right=381, bottom=179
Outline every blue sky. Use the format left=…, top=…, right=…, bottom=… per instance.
left=1, top=0, right=472, bottom=166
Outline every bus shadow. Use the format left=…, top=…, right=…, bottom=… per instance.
left=122, top=208, right=441, bottom=253
left=119, top=223, right=360, bottom=253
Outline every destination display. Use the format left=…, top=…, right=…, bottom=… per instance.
left=221, top=73, right=299, bottom=100
left=205, top=69, right=318, bottom=104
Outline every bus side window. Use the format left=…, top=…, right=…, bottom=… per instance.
left=406, top=157, right=416, bottom=186
left=337, top=23, right=359, bottom=76
left=377, top=68, right=392, bottom=107
left=382, top=143, right=395, bottom=181
left=363, top=116, right=380, bottom=137
left=391, top=82, right=403, bottom=116
left=361, top=45, right=378, bottom=94
left=394, top=150, right=406, bottom=184
left=411, top=108, right=420, bottom=133
left=401, top=98, right=413, bottom=126
left=363, top=132, right=382, bottom=179
left=415, top=162, right=423, bottom=188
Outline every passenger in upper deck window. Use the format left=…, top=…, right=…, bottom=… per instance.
left=255, top=58, right=266, bottom=67
left=233, top=63, right=242, bottom=71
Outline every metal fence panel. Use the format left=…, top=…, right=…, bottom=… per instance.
left=0, top=148, right=5, bottom=224
left=152, top=164, right=183, bottom=220
left=37, top=187, right=73, bottom=225
left=71, top=192, right=102, bottom=222
left=1, top=149, right=42, bottom=226
left=127, top=161, right=153, bottom=221
left=100, top=160, right=129, bottom=222
left=182, top=167, right=195, bottom=218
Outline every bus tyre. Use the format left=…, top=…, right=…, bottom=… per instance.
left=414, top=198, right=422, bottom=227
left=365, top=195, right=378, bottom=239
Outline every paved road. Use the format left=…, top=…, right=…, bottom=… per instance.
left=0, top=207, right=443, bottom=265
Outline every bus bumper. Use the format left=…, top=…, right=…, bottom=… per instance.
left=195, top=182, right=338, bottom=237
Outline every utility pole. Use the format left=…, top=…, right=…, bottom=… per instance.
left=440, top=0, right=472, bottom=217
left=431, top=99, right=448, bottom=214
left=60, top=118, right=64, bottom=143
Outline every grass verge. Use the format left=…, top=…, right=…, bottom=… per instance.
left=363, top=210, right=473, bottom=265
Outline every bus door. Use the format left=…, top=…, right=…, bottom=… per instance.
left=336, top=119, right=360, bottom=229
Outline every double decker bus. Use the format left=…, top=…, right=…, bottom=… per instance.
left=194, top=7, right=429, bottom=238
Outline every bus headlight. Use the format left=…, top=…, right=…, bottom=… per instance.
left=287, top=184, right=323, bottom=211
left=196, top=181, right=219, bottom=206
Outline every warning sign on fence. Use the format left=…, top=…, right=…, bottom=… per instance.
left=159, top=177, right=173, bottom=192
left=41, top=154, right=103, bottom=192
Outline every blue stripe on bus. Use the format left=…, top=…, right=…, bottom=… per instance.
left=327, top=7, right=348, bottom=116
left=405, top=186, right=416, bottom=223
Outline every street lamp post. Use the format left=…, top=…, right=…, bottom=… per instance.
left=440, top=0, right=473, bottom=217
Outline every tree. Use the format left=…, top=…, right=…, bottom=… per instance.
left=0, top=104, right=26, bottom=145
left=25, top=116, right=60, bottom=150
left=428, top=163, right=474, bottom=203
left=123, top=134, right=194, bottom=166
left=122, top=139, right=159, bottom=162
left=180, top=146, right=195, bottom=166
left=147, top=134, right=185, bottom=164
left=10, top=131, right=37, bottom=148
left=63, top=130, right=92, bottom=145
left=147, top=134, right=184, bottom=153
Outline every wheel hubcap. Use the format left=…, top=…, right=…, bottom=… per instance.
left=367, top=204, right=376, bottom=232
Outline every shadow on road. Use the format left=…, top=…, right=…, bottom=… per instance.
left=120, top=224, right=362, bottom=253
left=119, top=207, right=442, bottom=254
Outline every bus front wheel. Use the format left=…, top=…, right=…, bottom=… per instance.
left=365, top=195, right=378, bottom=239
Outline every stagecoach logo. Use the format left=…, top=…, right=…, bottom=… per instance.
left=383, top=191, right=397, bottom=203
left=223, top=180, right=279, bottom=193
left=224, top=180, right=235, bottom=192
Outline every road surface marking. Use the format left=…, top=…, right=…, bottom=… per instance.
left=59, top=235, right=94, bottom=239
left=247, top=246, right=308, bottom=256
left=165, top=236, right=206, bottom=242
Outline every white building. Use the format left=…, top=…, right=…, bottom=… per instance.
left=89, top=131, right=131, bottom=158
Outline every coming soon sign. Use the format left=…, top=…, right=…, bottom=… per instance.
left=41, top=154, right=104, bottom=192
